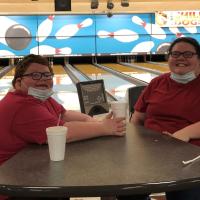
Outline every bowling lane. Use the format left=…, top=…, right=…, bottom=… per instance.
left=52, top=64, right=81, bottom=111
left=146, top=61, right=168, bottom=67
left=0, top=67, right=15, bottom=100
left=139, top=62, right=169, bottom=72
left=74, top=63, right=144, bottom=100
left=102, top=63, right=157, bottom=83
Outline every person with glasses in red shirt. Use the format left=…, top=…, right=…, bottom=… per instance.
left=129, top=37, right=200, bottom=200
left=0, top=54, right=125, bottom=167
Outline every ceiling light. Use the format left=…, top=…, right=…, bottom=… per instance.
left=107, top=0, right=114, bottom=10
left=107, top=11, right=113, bottom=18
left=91, top=0, right=99, bottom=9
left=121, top=0, right=129, bottom=7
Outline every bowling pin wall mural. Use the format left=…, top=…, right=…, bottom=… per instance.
left=0, top=13, right=200, bottom=57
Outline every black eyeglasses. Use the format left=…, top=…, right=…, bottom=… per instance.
left=21, top=72, right=54, bottom=80
left=169, top=51, right=197, bottom=58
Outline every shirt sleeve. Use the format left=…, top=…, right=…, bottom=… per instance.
left=134, top=79, right=157, bottom=113
left=134, top=87, right=148, bottom=113
left=12, top=97, right=66, bottom=144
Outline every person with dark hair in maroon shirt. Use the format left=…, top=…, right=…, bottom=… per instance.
left=0, top=54, right=126, bottom=166
left=130, top=37, right=200, bottom=200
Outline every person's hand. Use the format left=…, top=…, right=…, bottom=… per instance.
left=102, top=112, right=126, bottom=136
left=85, top=115, right=99, bottom=122
left=163, top=131, right=190, bottom=142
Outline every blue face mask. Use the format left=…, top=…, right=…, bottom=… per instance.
left=28, top=87, right=54, bottom=101
left=170, top=71, right=196, bottom=84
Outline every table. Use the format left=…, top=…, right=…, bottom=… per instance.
left=0, top=123, right=200, bottom=198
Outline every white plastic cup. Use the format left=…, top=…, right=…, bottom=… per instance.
left=46, top=126, right=68, bottom=161
left=110, top=101, right=127, bottom=118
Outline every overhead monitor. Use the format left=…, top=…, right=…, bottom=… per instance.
left=55, top=0, right=71, bottom=11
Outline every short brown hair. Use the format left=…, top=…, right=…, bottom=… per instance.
left=168, top=37, right=200, bottom=58
left=12, top=54, right=53, bottom=87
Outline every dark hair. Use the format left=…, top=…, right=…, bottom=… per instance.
left=168, top=37, right=200, bottom=58
left=12, top=54, right=53, bottom=87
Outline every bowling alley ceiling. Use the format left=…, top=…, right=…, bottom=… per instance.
left=0, top=0, right=199, bottom=14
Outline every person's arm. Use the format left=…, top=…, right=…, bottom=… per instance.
left=64, top=112, right=126, bottom=143
left=169, top=121, right=200, bottom=142
left=130, top=110, right=146, bottom=125
left=62, top=110, right=97, bottom=122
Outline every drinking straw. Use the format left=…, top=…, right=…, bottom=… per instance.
left=182, top=155, right=200, bottom=165
left=57, top=113, right=61, bottom=126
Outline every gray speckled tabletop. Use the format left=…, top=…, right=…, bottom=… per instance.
left=0, top=123, right=200, bottom=198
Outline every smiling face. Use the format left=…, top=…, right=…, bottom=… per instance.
left=15, top=63, right=53, bottom=93
left=168, top=42, right=200, bottom=75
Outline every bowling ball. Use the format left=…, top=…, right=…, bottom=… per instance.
left=5, top=24, right=32, bottom=50
left=156, top=42, right=170, bottom=54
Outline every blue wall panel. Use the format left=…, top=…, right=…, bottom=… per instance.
left=30, top=36, right=95, bottom=56
left=0, top=14, right=198, bottom=57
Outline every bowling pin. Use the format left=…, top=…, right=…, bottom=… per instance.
left=36, top=15, right=55, bottom=42
left=97, top=29, right=138, bottom=43
left=30, top=45, right=72, bottom=55
left=132, top=16, right=166, bottom=40
left=184, top=26, right=197, bottom=34
left=0, top=50, right=15, bottom=56
left=131, top=41, right=154, bottom=53
left=55, top=18, right=93, bottom=39
left=169, top=27, right=184, bottom=38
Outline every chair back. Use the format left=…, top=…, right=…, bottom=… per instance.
left=128, top=85, right=146, bottom=120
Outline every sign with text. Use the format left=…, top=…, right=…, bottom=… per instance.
left=155, top=11, right=200, bottom=27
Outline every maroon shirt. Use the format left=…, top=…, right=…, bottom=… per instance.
left=0, top=91, right=65, bottom=165
left=135, top=73, right=200, bottom=146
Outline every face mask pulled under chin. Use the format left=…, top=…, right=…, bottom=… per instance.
left=28, top=87, right=54, bottom=101
left=170, top=71, right=196, bottom=84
